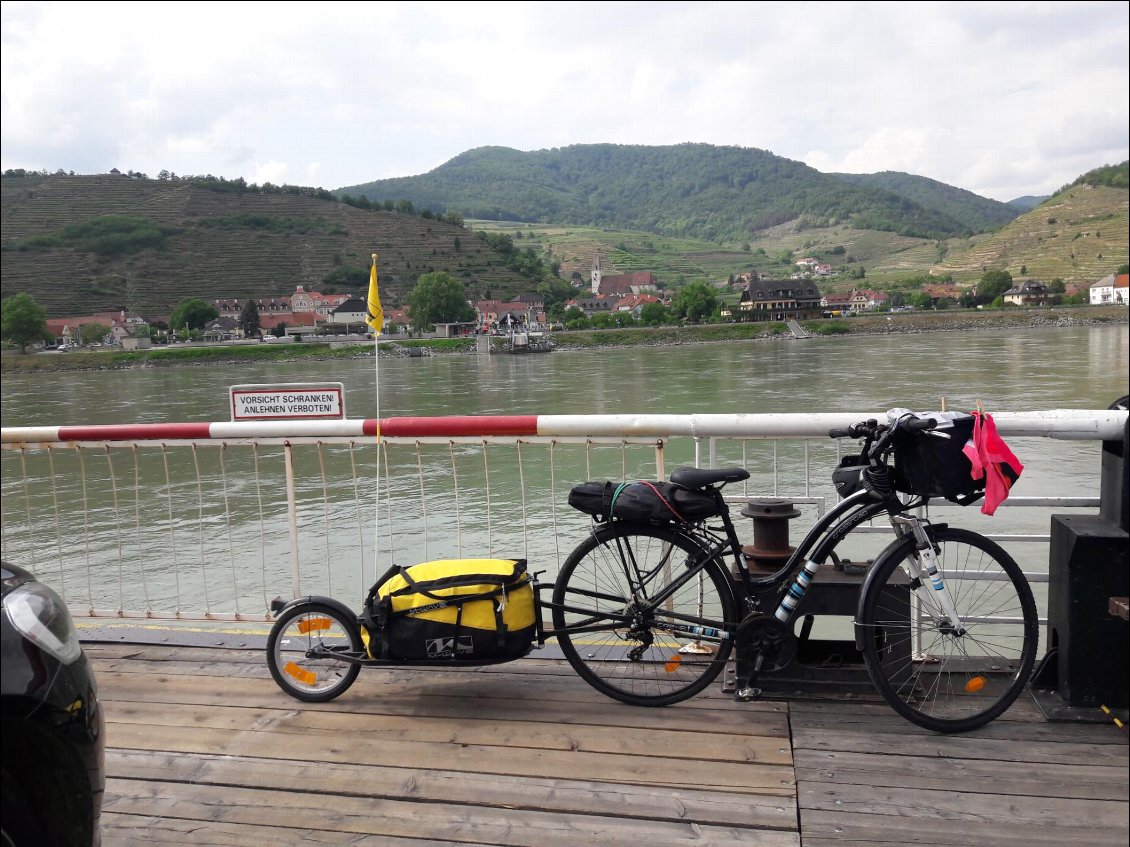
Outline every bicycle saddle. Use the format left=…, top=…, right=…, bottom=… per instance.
left=669, top=466, right=751, bottom=490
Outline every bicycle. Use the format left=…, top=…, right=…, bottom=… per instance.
left=265, top=412, right=1038, bottom=733
left=552, top=412, right=1039, bottom=732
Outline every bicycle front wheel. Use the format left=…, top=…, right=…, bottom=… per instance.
left=267, top=601, right=363, bottom=702
left=859, top=526, right=1038, bottom=733
left=552, top=523, right=738, bottom=707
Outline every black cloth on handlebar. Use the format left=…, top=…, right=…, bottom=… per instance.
left=890, top=412, right=984, bottom=501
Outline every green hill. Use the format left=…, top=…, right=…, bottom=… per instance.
left=0, top=173, right=544, bottom=317
left=3, top=159, right=1123, bottom=322
left=932, top=181, right=1128, bottom=283
left=830, top=171, right=1018, bottom=232
left=339, top=143, right=1013, bottom=242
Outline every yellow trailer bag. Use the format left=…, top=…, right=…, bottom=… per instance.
left=366, top=558, right=535, bottom=660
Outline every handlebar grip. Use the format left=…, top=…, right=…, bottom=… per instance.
left=828, top=427, right=852, bottom=438
left=904, top=417, right=938, bottom=432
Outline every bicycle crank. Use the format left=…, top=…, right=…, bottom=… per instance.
left=732, top=613, right=797, bottom=701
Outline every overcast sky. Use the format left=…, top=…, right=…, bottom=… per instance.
left=2, top=1, right=1127, bottom=203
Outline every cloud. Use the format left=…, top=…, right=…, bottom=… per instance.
left=2, top=1, right=1126, bottom=202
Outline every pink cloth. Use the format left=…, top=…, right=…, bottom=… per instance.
left=961, top=411, right=1024, bottom=515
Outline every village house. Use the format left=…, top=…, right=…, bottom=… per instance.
left=738, top=280, right=822, bottom=320
left=259, top=311, right=319, bottom=337
left=115, top=315, right=152, bottom=350
left=921, top=284, right=963, bottom=305
left=45, top=310, right=156, bottom=349
left=289, top=285, right=351, bottom=316
left=213, top=296, right=291, bottom=317
left=474, top=300, right=531, bottom=329
left=1003, top=280, right=1051, bottom=306
left=568, top=295, right=620, bottom=316
left=202, top=316, right=242, bottom=342
left=849, top=289, right=889, bottom=311
left=328, top=298, right=370, bottom=331
left=614, top=293, right=661, bottom=317
left=1089, top=274, right=1129, bottom=306
left=510, top=293, right=546, bottom=312
left=820, top=292, right=853, bottom=314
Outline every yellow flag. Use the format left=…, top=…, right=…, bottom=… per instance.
left=365, top=253, right=384, bottom=334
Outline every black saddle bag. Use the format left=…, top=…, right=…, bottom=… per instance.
left=568, top=479, right=720, bottom=525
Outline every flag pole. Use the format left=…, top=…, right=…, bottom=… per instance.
left=367, top=252, right=384, bottom=581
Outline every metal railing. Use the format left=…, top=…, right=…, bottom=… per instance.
left=1, top=410, right=1124, bottom=623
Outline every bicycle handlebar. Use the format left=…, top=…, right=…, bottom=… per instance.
left=828, top=415, right=937, bottom=440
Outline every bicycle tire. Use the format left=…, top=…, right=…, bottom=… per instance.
left=858, top=526, right=1038, bottom=732
left=267, top=601, right=363, bottom=702
left=552, top=522, right=738, bottom=707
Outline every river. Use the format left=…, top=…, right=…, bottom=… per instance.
left=1, top=324, right=1126, bottom=615
left=2, top=324, right=1127, bottom=425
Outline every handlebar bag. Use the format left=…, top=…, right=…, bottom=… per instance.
left=891, top=414, right=985, bottom=500
left=568, top=480, right=720, bottom=524
left=365, top=558, right=535, bottom=661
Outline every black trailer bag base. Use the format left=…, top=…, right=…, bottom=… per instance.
left=363, top=558, right=535, bottom=661
left=892, top=414, right=985, bottom=501
left=568, top=479, right=720, bottom=525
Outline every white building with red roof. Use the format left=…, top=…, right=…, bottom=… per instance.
left=1090, top=274, right=1129, bottom=305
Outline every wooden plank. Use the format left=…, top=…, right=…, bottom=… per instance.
left=89, top=652, right=742, bottom=709
left=84, top=642, right=746, bottom=704
left=93, top=667, right=790, bottom=736
left=799, top=808, right=1129, bottom=847
left=107, top=699, right=793, bottom=765
left=107, top=748, right=799, bottom=830
left=793, top=727, right=1128, bottom=767
left=797, top=780, right=1129, bottom=831
left=789, top=700, right=1128, bottom=748
left=101, top=813, right=467, bottom=846
left=103, top=780, right=801, bottom=847
left=103, top=719, right=795, bottom=795
left=793, top=748, right=1128, bottom=801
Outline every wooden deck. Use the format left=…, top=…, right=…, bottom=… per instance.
left=88, top=642, right=1129, bottom=847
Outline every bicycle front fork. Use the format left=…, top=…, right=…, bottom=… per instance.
left=890, top=515, right=965, bottom=635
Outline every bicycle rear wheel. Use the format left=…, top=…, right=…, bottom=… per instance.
left=552, top=523, right=738, bottom=706
left=267, top=601, right=363, bottom=702
left=858, top=526, right=1038, bottom=732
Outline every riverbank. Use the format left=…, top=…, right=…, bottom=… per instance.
left=2, top=305, right=1126, bottom=373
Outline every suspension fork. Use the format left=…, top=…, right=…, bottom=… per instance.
left=889, top=514, right=965, bottom=633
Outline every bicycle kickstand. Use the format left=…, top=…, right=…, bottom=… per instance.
left=733, top=652, right=766, bottom=702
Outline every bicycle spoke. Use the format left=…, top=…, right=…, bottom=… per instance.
left=860, top=527, right=1038, bottom=732
left=553, top=524, right=737, bottom=706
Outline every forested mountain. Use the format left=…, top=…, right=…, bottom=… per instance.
left=338, top=143, right=1017, bottom=242
left=0, top=173, right=548, bottom=317
left=829, top=171, right=1019, bottom=233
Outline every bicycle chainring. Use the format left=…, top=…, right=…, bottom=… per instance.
left=734, top=612, right=797, bottom=673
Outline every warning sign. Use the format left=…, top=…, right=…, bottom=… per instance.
left=230, top=383, right=346, bottom=421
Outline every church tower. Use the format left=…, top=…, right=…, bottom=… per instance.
left=591, top=253, right=603, bottom=295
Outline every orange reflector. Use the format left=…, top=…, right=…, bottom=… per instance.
left=297, top=617, right=332, bottom=634
left=284, top=662, right=316, bottom=685
left=664, top=655, right=682, bottom=673
left=965, top=676, right=986, bottom=693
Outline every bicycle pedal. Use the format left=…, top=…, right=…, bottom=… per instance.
left=734, top=686, right=763, bottom=702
